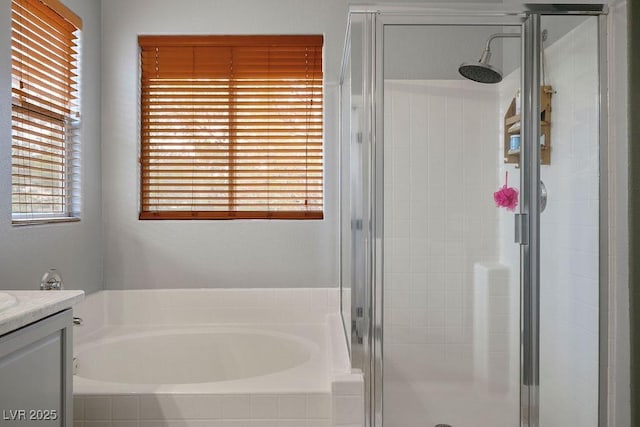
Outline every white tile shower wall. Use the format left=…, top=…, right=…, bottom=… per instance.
left=383, top=80, right=499, bottom=384
left=539, top=18, right=600, bottom=427
left=473, top=262, right=511, bottom=394
left=499, top=18, right=600, bottom=427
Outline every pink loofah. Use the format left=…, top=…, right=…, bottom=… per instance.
left=494, top=172, right=519, bottom=211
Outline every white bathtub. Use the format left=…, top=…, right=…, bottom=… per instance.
left=76, top=328, right=314, bottom=386
left=72, top=289, right=363, bottom=427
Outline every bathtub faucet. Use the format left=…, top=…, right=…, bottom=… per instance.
left=40, top=269, right=63, bottom=290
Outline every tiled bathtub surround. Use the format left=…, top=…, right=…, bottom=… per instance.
left=74, top=393, right=333, bottom=426
left=72, top=289, right=363, bottom=427
left=74, top=392, right=364, bottom=427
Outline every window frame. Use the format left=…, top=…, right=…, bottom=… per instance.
left=10, top=0, right=82, bottom=226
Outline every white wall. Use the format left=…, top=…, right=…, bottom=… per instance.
left=100, top=0, right=347, bottom=289
left=0, top=0, right=103, bottom=294
left=384, top=25, right=508, bottom=80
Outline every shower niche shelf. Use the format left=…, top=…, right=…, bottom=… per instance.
left=503, top=85, right=553, bottom=165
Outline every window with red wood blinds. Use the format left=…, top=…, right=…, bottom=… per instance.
left=139, top=35, right=324, bottom=220
left=11, top=0, right=82, bottom=224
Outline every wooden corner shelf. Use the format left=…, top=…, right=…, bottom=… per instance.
left=503, top=85, right=553, bottom=165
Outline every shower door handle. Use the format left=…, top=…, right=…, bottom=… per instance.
left=353, top=306, right=365, bottom=344
left=514, top=213, right=529, bottom=245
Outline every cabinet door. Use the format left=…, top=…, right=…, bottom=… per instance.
left=0, top=310, right=72, bottom=427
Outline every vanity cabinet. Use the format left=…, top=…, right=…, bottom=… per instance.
left=0, top=310, right=73, bottom=427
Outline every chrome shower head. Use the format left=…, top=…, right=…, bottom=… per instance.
left=458, top=61, right=503, bottom=84
left=458, top=32, right=519, bottom=84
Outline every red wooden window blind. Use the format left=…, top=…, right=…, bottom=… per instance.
left=139, top=35, right=324, bottom=220
left=11, top=0, right=81, bottom=223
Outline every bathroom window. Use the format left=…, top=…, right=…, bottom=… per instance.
left=139, top=35, right=324, bottom=220
left=10, top=0, right=82, bottom=224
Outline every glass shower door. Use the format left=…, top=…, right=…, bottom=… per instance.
left=379, top=21, right=523, bottom=427
left=340, top=12, right=377, bottom=422
left=339, top=8, right=607, bottom=427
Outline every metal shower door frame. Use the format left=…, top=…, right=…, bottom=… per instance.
left=371, top=11, right=527, bottom=427
left=520, top=13, right=541, bottom=426
left=353, top=6, right=610, bottom=427
left=519, top=12, right=610, bottom=427
left=518, top=11, right=610, bottom=427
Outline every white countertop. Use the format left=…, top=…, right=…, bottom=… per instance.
left=0, top=290, right=84, bottom=337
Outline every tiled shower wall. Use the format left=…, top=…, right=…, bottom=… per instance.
left=383, top=80, right=499, bottom=384
left=499, top=17, right=600, bottom=426
left=539, top=18, right=600, bottom=426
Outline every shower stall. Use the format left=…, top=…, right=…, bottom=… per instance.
left=339, top=5, right=608, bottom=427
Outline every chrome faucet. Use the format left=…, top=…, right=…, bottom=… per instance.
left=40, top=269, right=63, bottom=290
